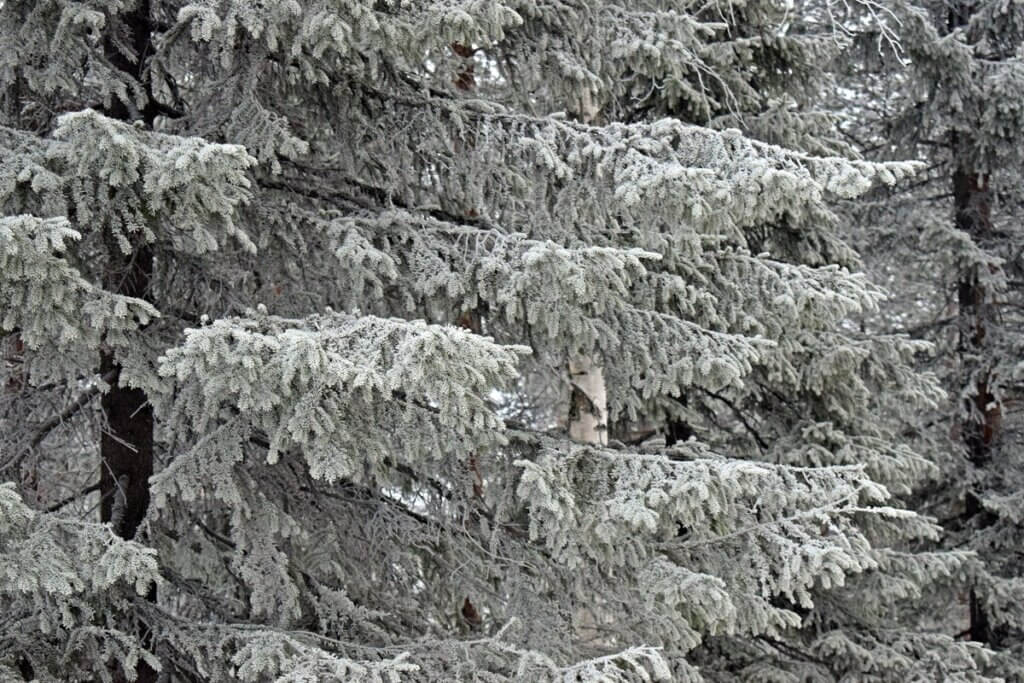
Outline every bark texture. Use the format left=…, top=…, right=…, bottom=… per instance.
left=568, top=355, right=608, bottom=446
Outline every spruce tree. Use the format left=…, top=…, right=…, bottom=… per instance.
left=840, top=0, right=1024, bottom=676
left=0, top=1, right=994, bottom=680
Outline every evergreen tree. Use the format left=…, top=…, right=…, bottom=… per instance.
left=840, top=0, right=1024, bottom=676
left=0, top=1, right=993, bottom=680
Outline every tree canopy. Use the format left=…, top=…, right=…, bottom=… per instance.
left=0, top=0, right=1010, bottom=681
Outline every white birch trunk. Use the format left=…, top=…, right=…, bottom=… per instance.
left=569, top=355, right=608, bottom=446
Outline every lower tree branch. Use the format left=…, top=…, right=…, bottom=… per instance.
left=45, top=481, right=101, bottom=513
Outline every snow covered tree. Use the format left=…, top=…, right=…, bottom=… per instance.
left=0, top=0, right=994, bottom=680
left=837, top=0, right=1024, bottom=676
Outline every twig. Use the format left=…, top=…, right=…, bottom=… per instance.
left=45, top=481, right=101, bottom=513
left=29, top=370, right=118, bottom=451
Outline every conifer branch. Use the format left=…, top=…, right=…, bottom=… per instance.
left=45, top=481, right=101, bottom=513
left=29, top=370, right=118, bottom=452
left=699, top=387, right=771, bottom=452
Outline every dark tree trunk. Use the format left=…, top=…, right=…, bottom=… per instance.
left=947, top=22, right=1003, bottom=637
left=99, top=3, right=159, bottom=682
left=99, top=247, right=157, bottom=683
left=968, top=587, right=993, bottom=644
left=946, top=6, right=1002, bottom=648
left=953, top=166, right=1000, bottom=467
left=952, top=159, right=1003, bottom=650
left=99, top=245, right=154, bottom=541
left=99, top=0, right=156, bottom=534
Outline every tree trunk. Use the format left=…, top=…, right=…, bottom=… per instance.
left=568, top=355, right=608, bottom=446
left=952, top=163, right=1002, bottom=647
left=953, top=166, right=999, bottom=467
left=567, top=354, right=609, bottom=645
left=948, top=65, right=1002, bottom=645
left=99, top=3, right=159, bottom=681
left=99, top=246, right=154, bottom=541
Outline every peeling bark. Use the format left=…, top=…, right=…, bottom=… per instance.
left=568, top=356, right=608, bottom=446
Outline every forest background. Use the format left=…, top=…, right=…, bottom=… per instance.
left=1, top=0, right=1023, bottom=681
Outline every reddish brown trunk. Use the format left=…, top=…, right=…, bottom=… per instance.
left=4, top=335, right=24, bottom=393
left=451, top=43, right=476, bottom=91
left=455, top=309, right=486, bottom=623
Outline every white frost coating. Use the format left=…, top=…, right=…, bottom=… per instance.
left=0, top=0, right=994, bottom=680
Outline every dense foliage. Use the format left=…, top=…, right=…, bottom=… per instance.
left=841, top=0, right=1024, bottom=676
left=0, top=0, right=1010, bottom=680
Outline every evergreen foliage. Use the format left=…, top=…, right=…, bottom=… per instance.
left=0, top=0, right=1002, bottom=680
left=840, top=0, right=1024, bottom=676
